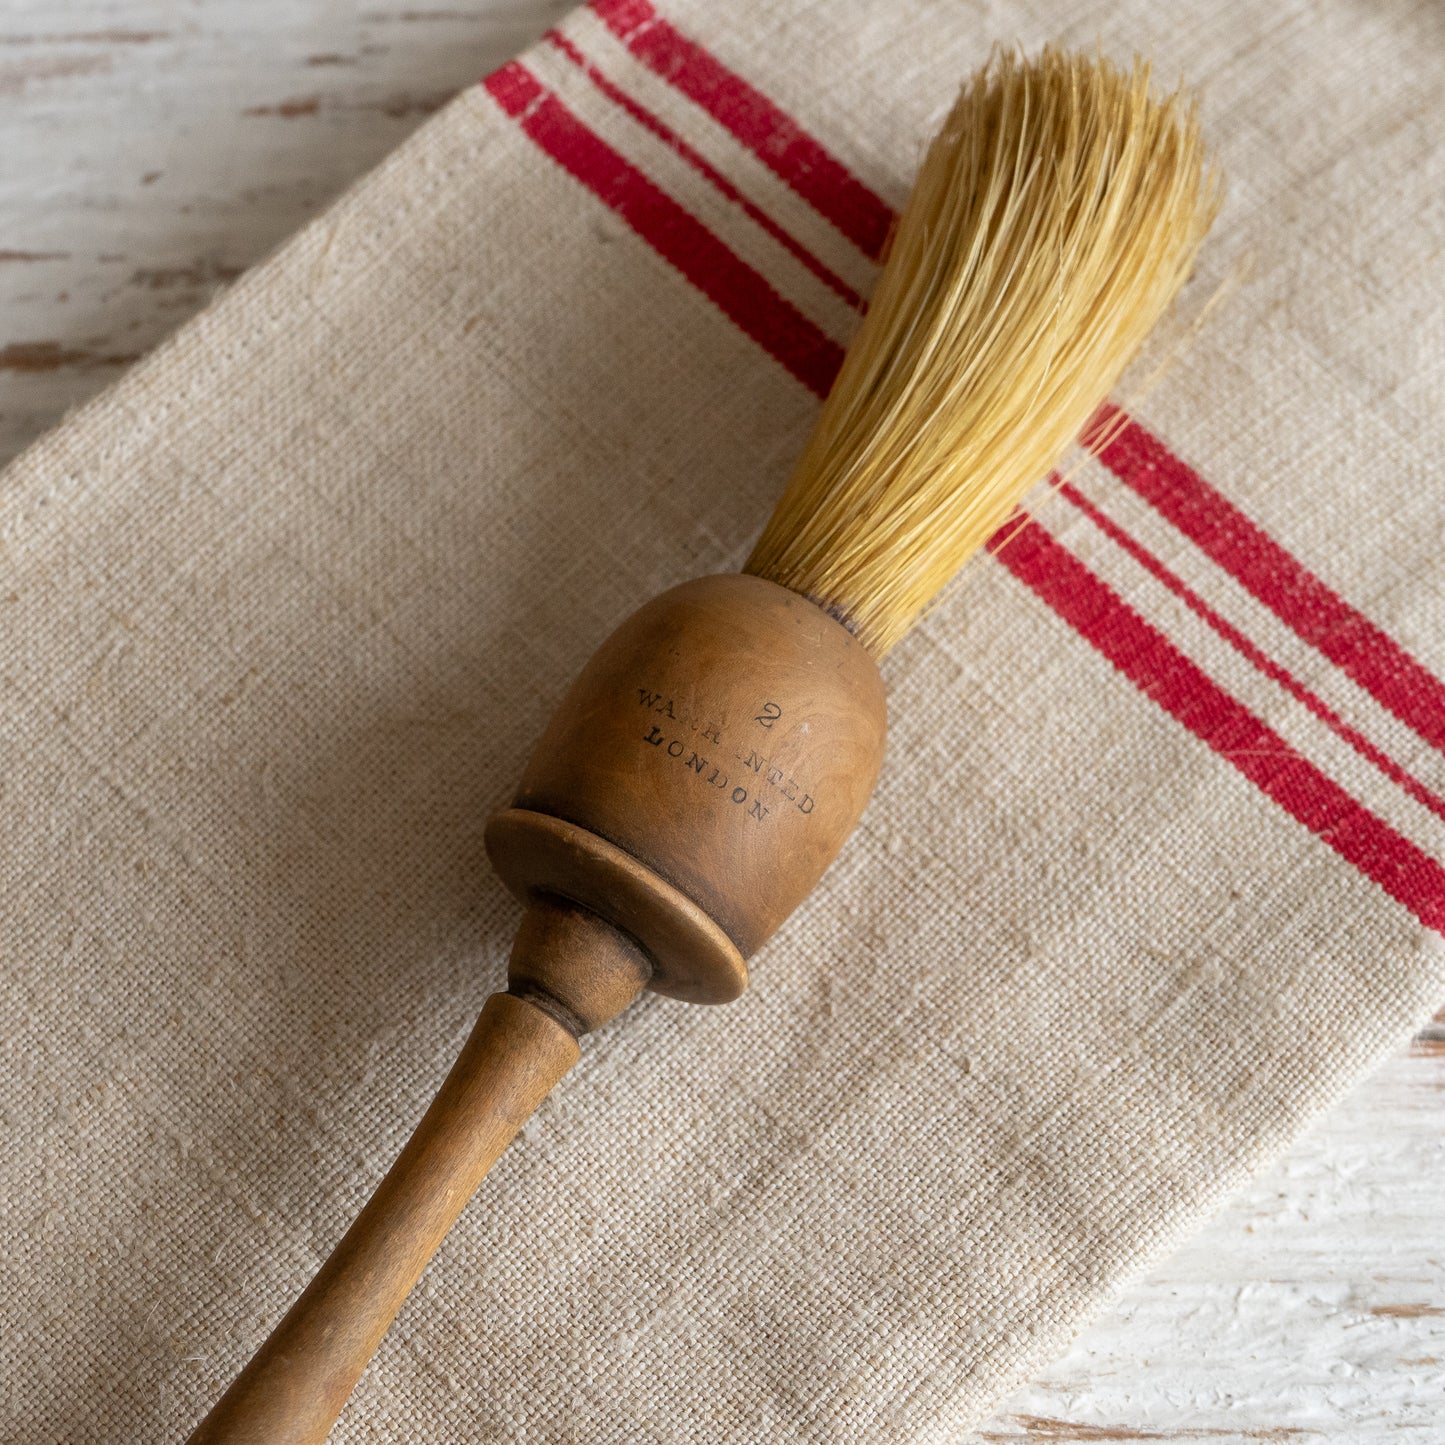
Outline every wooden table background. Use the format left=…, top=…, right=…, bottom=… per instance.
left=2, top=3, right=1440, bottom=1440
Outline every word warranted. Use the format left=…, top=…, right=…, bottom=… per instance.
left=635, top=689, right=723, bottom=744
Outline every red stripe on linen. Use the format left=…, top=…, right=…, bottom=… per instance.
left=483, top=62, right=843, bottom=399
left=544, top=30, right=864, bottom=309
left=990, top=518, right=1445, bottom=933
left=1093, top=408, right=1445, bottom=756
left=586, top=5, right=1445, bottom=770
left=1059, top=481, right=1445, bottom=826
left=588, top=0, right=893, bottom=260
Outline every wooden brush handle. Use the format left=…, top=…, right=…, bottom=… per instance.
left=187, top=575, right=887, bottom=1443
left=185, top=992, right=579, bottom=1445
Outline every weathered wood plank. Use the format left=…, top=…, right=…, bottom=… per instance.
left=0, top=0, right=571, bottom=466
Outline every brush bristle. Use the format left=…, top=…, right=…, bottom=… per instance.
left=744, top=46, right=1222, bottom=656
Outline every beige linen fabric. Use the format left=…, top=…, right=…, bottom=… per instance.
left=4, top=1, right=1445, bottom=1441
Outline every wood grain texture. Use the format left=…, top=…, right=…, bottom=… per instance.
left=2, top=3, right=1440, bottom=1440
left=190, top=572, right=886, bottom=1441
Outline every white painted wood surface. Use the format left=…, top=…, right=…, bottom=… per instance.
left=2, top=4, right=1440, bottom=1440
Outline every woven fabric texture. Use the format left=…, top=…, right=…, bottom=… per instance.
left=4, top=1, right=1444, bottom=1440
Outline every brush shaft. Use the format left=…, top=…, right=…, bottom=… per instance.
left=185, top=992, right=579, bottom=1445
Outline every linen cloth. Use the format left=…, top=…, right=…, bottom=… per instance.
left=4, top=0, right=1444, bottom=1440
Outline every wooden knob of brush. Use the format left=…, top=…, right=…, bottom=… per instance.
left=488, top=572, right=888, bottom=1006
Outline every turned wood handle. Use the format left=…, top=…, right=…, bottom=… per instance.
left=186, top=574, right=886, bottom=1442
left=186, top=993, right=579, bottom=1445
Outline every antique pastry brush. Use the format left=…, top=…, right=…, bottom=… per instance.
left=187, top=47, right=1220, bottom=1444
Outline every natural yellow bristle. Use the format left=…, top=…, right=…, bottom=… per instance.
left=744, top=46, right=1222, bottom=656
